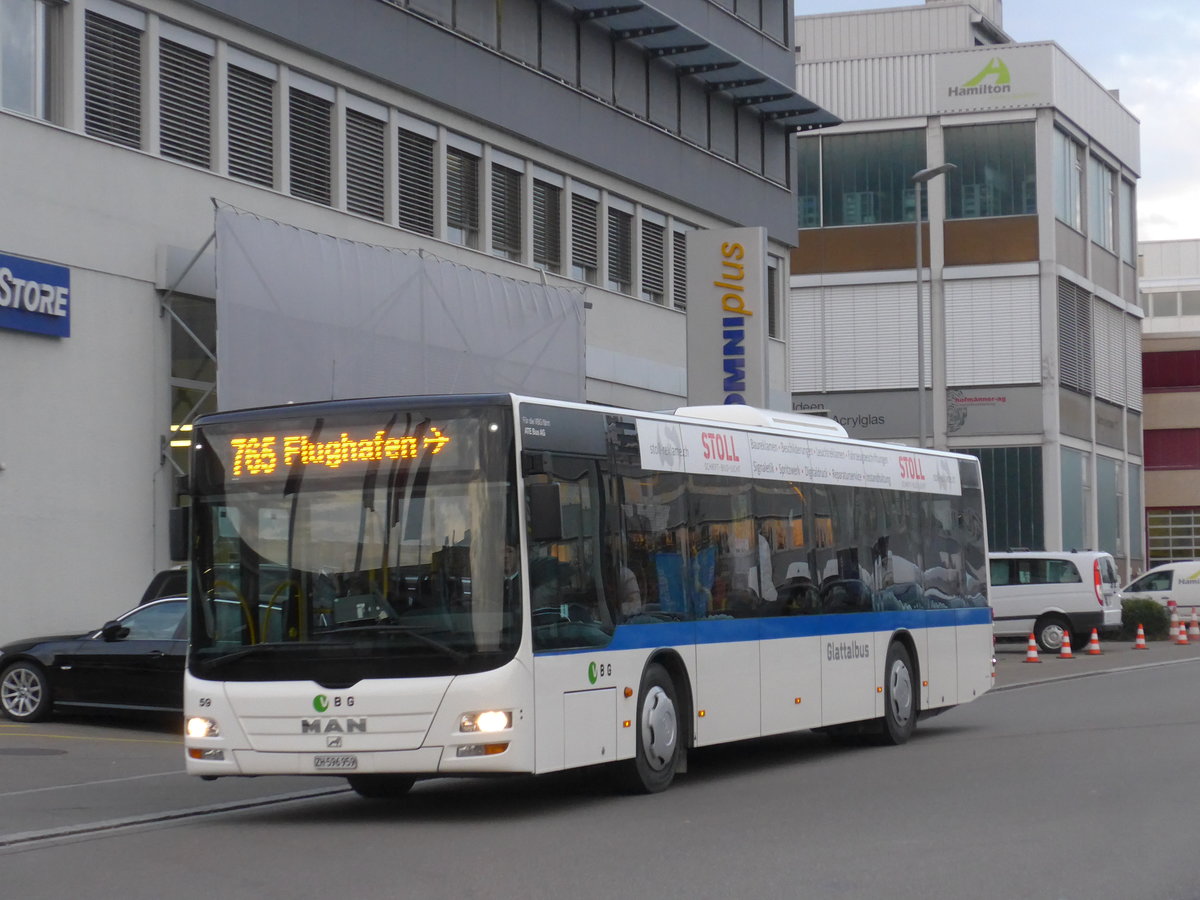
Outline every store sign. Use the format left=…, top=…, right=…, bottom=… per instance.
left=685, top=227, right=768, bottom=407
left=0, top=252, right=71, bottom=337
left=934, top=44, right=1053, bottom=114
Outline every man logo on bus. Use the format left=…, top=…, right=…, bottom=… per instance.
left=313, top=694, right=330, bottom=712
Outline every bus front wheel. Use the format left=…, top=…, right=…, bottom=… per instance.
left=879, top=642, right=918, bottom=745
left=621, top=662, right=681, bottom=794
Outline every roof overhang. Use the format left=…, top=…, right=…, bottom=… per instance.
left=553, top=0, right=841, bottom=131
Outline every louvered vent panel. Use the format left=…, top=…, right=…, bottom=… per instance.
left=1057, top=278, right=1094, bottom=394
left=1094, top=299, right=1125, bottom=405
left=945, top=277, right=1040, bottom=386
left=607, top=209, right=633, bottom=293
left=397, top=128, right=435, bottom=236
left=532, top=181, right=562, bottom=271
left=672, top=230, right=688, bottom=310
left=1124, top=314, right=1143, bottom=411
left=823, top=283, right=918, bottom=390
left=289, top=87, right=332, bottom=205
left=84, top=11, right=142, bottom=149
left=491, top=164, right=522, bottom=259
left=159, top=38, right=211, bottom=166
left=788, top=286, right=824, bottom=391
left=227, top=65, right=274, bottom=186
left=446, top=148, right=480, bottom=245
left=641, top=220, right=665, bottom=302
left=346, top=109, right=385, bottom=219
left=571, top=195, right=599, bottom=280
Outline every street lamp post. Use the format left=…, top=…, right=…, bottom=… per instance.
left=911, top=163, right=956, bottom=449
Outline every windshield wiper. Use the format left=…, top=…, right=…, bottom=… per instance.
left=195, top=641, right=330, bottom=671
left=318, top=624, right=468, bottom=663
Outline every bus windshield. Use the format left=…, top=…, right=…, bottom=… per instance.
left=188, top=402, right=520, bottom=683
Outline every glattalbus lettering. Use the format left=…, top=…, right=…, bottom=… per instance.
left=714, top=241, right=753, bottom=405
left=826, top=640, right=871, bottom=661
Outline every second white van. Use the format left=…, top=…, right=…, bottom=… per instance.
left=1122, top=560, right=1200, bottom=611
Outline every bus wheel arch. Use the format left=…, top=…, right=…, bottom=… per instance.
left=620, top=652, right=690, bottom=793
left=878, top=638, right=919, bottom=745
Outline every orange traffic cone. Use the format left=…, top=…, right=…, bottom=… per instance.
left=1132, top=624, right=1148, bottom=649
left=1086, top=628, right=1102, bottom=655
left=1169, top=608, right=1180, bottom=637
left=1023, top=633, right=1041, bottom=663
left=1059, top=630, right=1074, bottom=659
left=1189, top=609, right=1200, bottom=640
left=1176, top=622, right=1190, bottom=646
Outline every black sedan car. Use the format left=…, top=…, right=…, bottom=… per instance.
left=0, top=597, right=187, bottom=722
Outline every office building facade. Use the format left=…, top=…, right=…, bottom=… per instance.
left=1139, top=239, right=1200, bottom=565
left=0, top=0, right=835, bottom=634
left=788, top=0, right=1144, bottom=577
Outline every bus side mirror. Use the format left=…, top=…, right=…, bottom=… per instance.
left=169, top=507, right=189, bottom=562
left=528, top=483, right=563, bottom=542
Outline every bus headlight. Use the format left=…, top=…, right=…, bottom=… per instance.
left=186, top=716, right=220, bottom=738
left=459, top=710, right=512, bottom=733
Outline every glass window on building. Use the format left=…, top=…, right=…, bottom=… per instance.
left=944, top=122, right=1035, bottom=219
left=1096, top=456, right=1121, bottom=556
left=821, top=129, right=925, bottom=226
left=1088, top=156, right=1116, bottom=252
left=1054, top=129, right=1083, bottom=230
left=2, top=0, right=54, bottom=118
left=1061, top=447, right=1090, bottom=551
left=795, top=135, right=820, bottom=228
left=964, top=446, right=1043, bottom=552
left=1120, top=179, right=1135, bottom=264
left=1147, top=508, right=1200, bottom=565
left=1182, top=291, right=1200, bottom=316
left=1128, top=463, right=1143, bottom=574
left=1149, top=293, right=1178, bottom=318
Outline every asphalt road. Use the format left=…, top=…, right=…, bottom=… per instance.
left=2, top=634, right=1199, bottom=900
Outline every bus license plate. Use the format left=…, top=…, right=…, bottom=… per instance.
left=313, top=754, right=357, bottom=771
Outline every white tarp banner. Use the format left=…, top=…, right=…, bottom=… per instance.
left=214, top=206, right=585, bottom=410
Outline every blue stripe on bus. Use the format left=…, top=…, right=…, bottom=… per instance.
left=536, top=606, right=991, bottom=656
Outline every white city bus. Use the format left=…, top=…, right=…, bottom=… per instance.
left=183, top=394, right=992, bottom=797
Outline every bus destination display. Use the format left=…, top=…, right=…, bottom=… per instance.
left=225, top=426, right=452, bottom=477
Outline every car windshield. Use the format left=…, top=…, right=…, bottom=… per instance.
left=188, top=403, right=521, bottom=682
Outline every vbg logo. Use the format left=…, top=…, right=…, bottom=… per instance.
left=313, top=694, right=330, bottom=712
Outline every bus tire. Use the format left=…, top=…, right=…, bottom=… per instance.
left=621, top=662, right=681, bottom=794
left=878, top=641, right=917, bottom=745
left=346, top=774, right=416, bottom=799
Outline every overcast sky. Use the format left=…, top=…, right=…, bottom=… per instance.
left=795, top=0, right=1200, bottom=243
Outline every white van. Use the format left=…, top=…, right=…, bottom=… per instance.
left=1122, top=560, right=1200, bottom=611
left=989, top=550, right=1123, bottom=652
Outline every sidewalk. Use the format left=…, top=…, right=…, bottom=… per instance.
left=994, top=631, right=1200, bottom=689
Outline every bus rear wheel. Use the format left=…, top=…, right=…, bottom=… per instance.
left=878, top=642, right=917, bottom=745
left=346, top=775, right=416, bottom=799
left=621, top=663, right=681, bottom=794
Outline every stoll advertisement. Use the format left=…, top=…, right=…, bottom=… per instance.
left=0, top=251, right=71, bottom=338
left=685, top=227, right=767, bottom=407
